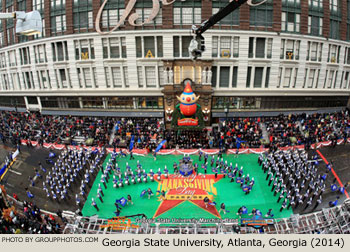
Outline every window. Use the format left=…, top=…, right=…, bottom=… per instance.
left=173, top=0, right=201, bottom=25
left=282, top=12, right=300, bottom=32
left=173, top=36, right=193, bottom=58
left=250, top=0, right=273, bottom=27
left=325, top=69, right=336, bottom=88
left=32, top=0, right=45, bottom=38
left=219, top=67, right=230, bottom=88
left=328, top=44, right=340, bottom=63
left=34, top=44, right=47, bottom=63
left=5, top=1, right=15, bottom=45
left=10, top=73, right=21, bottom=90
left=123, top=66, right=129, bottom=88
left=73, top=0, right=93, bottom=32
left=102, top=37, right=127, bottom=59
left=135, top=0, right=162, bottom=26
left=344, top=71, right=350, bottom=89
left=51, top=0, right=66, bottom=35
left=212, top=66, right=217, bottom=87
left=158, top=66, right=164, bottom=86
left=83, top=68, right=92, bottom=88
left=137, top=97, right=163, bottom=109
left=111, top=67, right=122, bottom=87
left=7, top=50, right=17, bottom=67
left=212, top=36, right=240, bottom=58
left=249, top=37, right=273, bottom=58
left=307, top=69, right=316, bottom=88
left=345, top=47, right=350, bottom=64
left=78, top=67, right=95, bottom=88
left=136, top=36, right=163, bottom=58
left=145, top=66, right=157, bottom=87
left=37, top=70, right=51, bottom=89
left=0, top=53, right=6, bottom=68
left=246, top=66, right=271, bottom=88
left=137, top=66, right=143, bottom=88
left=283, top=68, right=292, bottom=88
left=232, top=66, right=238, bottom=88
left=329, top=0, right=339, bottom=13
left=329, top=20, right=340, bottom=39
left=308, top=16, right=323, bottom=36
left=22, top=71, right=35, bottom=89
left=19, top=47, right=31, bottom=65
left=74, top=39, right=95, bottom=60
left=0, top=20, right=3, bottom=47
left=55, top=68, right=70, bottom=88
left=104, top=67, right=111, bottom=88
left=280, top=39, right=300, bottom=60
left=82, top=97, right=103, bottom=108
left=101, top=0, right=125, bottom=30
left=16, top=0, right=28, bottom=43
left=107, top=97, right=134, bottom=109
left=212, top=0, right=239, bottom=26
left=220, top=37, right=231, bottom=58
left=254, top=67, right=264, bottom=88
left=306, top=42, right=323, bottom=62
left=52, top=41, right=69, bottom=62
left=309, top=0, right=323, bottom=10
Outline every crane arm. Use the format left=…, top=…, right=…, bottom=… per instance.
left=189, top=0, right=268, bottom=59
left=194, top=0, right=248, bottom=36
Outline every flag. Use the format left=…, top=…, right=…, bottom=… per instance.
left=140, top=189, right=147, bottom=197
left=129, top=135, right=135, bottom=152
left=155, top=140, right=167, bottom=153
left=236, top=137, right=246, bottom=150
left=117, top=197, right=127, bottom=207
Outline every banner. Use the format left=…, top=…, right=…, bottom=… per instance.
left=178, top=118, right=198, bottom=126
left=129, top=135, right=135, bottom=152
left=15, top=138, right=350, bottom=154
left=0, top=163, right=7, bottom=178
left=155, top=140, right=167, bottom=153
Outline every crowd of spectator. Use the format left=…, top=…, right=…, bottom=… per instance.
left=0, top=109, right=350, bottom=151
left=264, top=114, right=305, bottom=147
left=1, top=187, right=63, bottom=234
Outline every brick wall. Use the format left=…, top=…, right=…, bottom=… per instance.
left=273, top=0, right=282, bottom=32
left=300, top=0, right=309, bottom=34
left=239, top=4, right=250, bottom=30
left=44, top=0, right=51, bottom=37
left=323, top=0, right=330, bottom=38
left=66, top=0, right=73, bottom=34
left=341, top=0, right=348, bottom=40
left=202, top=0, right=212, bottom=22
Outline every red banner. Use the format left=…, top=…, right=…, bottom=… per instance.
left=178, top=118, right=198, bottom=126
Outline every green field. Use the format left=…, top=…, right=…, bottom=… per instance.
left=82, top=153, right=293, bottom=221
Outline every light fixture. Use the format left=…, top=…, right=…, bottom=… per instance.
left=0, top=11, right=42, bottom=36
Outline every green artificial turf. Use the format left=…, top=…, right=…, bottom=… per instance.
left=82, top=153, right=293, bottom=221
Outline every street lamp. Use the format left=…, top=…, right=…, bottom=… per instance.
left=0, top=11, right=42, bottom=36
left=224, top=102, right=229, bottom=122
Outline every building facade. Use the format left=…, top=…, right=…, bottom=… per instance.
left=0, top=0, right=350, bottom=123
